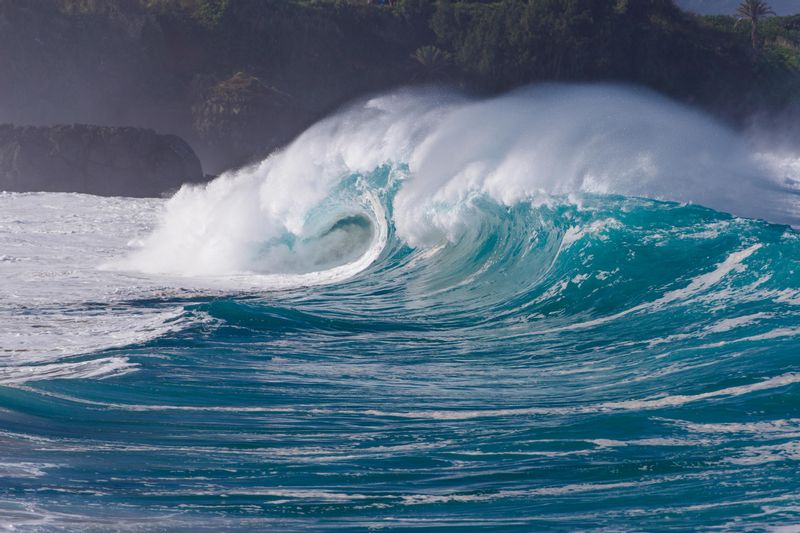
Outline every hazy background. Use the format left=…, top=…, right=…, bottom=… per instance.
left=2, top=0, right=799, bottom=184
left=677, top=0, right=799, bottom=15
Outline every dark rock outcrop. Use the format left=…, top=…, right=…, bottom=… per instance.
left=0, top=124, right=204, bottom=197
left=191, top=72, right=313, bottom=172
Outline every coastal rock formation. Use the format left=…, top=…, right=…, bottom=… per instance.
left=191, top=72, right=312, bottom=172
left=0, top=124, right=204, bottom=197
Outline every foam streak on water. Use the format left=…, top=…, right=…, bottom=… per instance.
left=2, top=86, right=800, bottom=530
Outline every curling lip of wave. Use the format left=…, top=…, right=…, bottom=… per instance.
left=117, top=84, right=800, bottom=284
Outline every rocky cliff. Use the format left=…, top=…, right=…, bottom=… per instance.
left=0, top=124, right=204, bottom=197
left=1, top=1, right=798, bottom=180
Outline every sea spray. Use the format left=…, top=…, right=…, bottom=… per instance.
left=2, top=85, right=800, bottom=530
left=118, top=85, right=799, bottom=286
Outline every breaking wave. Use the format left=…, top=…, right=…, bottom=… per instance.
left=118, top=84, right=800, bottom=288
left=4, top=85, right=800, bottom=530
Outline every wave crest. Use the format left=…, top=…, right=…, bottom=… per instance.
left=118, top=84, right=800, bottom=287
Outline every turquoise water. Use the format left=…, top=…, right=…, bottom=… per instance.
left=2, top=87, right=800, bottom=530
left=3, top=192, right=800, bottom=530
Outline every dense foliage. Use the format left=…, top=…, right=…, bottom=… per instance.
left=422, top=0, right=798, bottom=115
left=1, top=0, right=799, bottom=171
left=128, top=0, right=800, bottom=116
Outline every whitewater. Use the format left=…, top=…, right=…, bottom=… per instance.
left=2, top=85, right=800, bottom=530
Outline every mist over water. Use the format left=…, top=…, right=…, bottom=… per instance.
left=3, top=85, right=800, bottom=530
left=117, top=85, right=800, bottom=285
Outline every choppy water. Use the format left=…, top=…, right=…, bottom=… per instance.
left=2, top=86, right=800, bottom=531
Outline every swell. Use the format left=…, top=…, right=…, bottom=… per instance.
left=4, top=87, right=800, bottom=531
left=4, top=86, right=799, bottom=404
left=3, top=200, right=800, bottom=530
left=114, top=84, right=800, bottom=292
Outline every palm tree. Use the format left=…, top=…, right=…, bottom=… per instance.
left=736, top=0, right=776, bottom=49
left=411, top=46, right=452, bottom=79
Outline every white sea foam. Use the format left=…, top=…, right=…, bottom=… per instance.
left=0, top=357, right=137, bottom=385
left=116, top=85, right=800, bottom=282
left=677, top=418, right=800, bottom=436
left=3, top=85, right=799, bottom=385
left=399, top=478, right=671, bottom=506
left=0, top=462, right=56, bottom=478
left=31, top=370, right=797, bottom=420
left=534, top=243, right=762, bottom=334
left=725, top=441, right=800, bottom=466
left=0, top=193, right=199, bottom=383
left=561, top=218, right=622, bottom=249
left=362, top=372, right=800, bottom=420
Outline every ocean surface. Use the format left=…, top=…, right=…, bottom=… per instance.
left=2, top=86, right=800, bottom=531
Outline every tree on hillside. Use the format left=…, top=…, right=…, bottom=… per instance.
left=736, top=0, right=776, bottom=49
left=411, top=45, right=452, bottom=79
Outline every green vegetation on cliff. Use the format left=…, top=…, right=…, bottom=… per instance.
left=424, top=0, right=800, bottom=114
left=1, top=0, right=798, bottom=173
